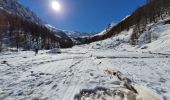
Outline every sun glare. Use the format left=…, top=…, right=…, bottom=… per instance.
left=51, top=1, right=61, bottom=11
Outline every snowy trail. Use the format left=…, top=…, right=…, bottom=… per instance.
left=0, top=48, right=122, bottom=100
left=61, top=59, right=83, bottom=100
left=0, top=47, right=167, bottom=100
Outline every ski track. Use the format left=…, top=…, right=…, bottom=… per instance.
left=61, top=60, right=83, bottom=100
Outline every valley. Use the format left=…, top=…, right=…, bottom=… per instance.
left=0, top=46, right=170, bottom=100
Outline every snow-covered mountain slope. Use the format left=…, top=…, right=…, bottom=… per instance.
left=63, top=30, right=91, bottom=38
left=76, top=18, right=170, bottom=99
left=94, top=16, right=130, bottom=37
left=0, top=0, right=43, bottom=24
left=78, top=0, right=170, bottom=44
left=64, top=30, right=95, bottom=45
left=138, top=19, right=170, bottom=52
left=96, top=23, right=116, bottom=36
left=87, top=28, right=133, bottom=50
left=87, top=18, right=170, bottom=53
left=0, top=0, right=74, bottom=48
left=45, top=24, right=92, bottom=45
left=45, top=24, right=71, bottom=40
left=0, top=0, right=90, bottom=40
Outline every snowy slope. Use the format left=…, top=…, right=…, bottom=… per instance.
left=96, top=23, right=116, bottom=36
left=0, top=0, right=43, bottom=24
left=138, top=19, right=170, bottom=53
left=0, top=0, right=93, bottom=44
left=79, top=18, right=170, bottom=99
left=0, top=0, right=74, bottom=48
left=45, top=24, right=90, bottom=38
left=45, top=24, right=71, bottom=40
left=0, top=0, right=90, bottom=40
left=88, top=18, right=170, bottom=53
left=88, top=28, right=133, bottom=50
left=63, top=30, right=92, bottom=38
left=45, top=24, right=91, bottom=45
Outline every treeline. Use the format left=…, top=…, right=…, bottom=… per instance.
left=0, top=9, right=73, bottom=51
left=79, top=0, right=170, bottom=44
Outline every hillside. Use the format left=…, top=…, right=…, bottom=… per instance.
left=78, top=0, right=170, bottom=45
left=0, top=0, right=43, bottom=24
left=0, top=0, right=73, bottom=50
left=87, top=18, right=170, bottom=52
left=0, top=0, right=88, bottom=44
left=76, top=17, right=170, bottom=99
left=45, top=24, right=91, bottom=44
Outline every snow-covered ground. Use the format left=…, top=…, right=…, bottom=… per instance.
left=1, top=19, right=170, bottom=100
left=89, top=49, right=170, bottom=100
left=0, top=46, right=169, bottom=100
left=80, top=19, right=170, bottom=99
left=0, top=48, right=132, bottom=100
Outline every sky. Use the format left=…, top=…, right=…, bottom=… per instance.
left=19, top=0, right=146, bottom=33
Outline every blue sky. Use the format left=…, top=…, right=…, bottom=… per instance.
left=19, top=0, right=146, bottom=33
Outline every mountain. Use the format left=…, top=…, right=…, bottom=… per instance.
left=78, top=0, right=170, bottom=45
left=0, top=0, right=90, bottom=39
left=0, top=0, right=43, bottom=24
left=45, top=24, right=91, bottom=38
left=95, top=23, right=116, bottom=36
left=88, top=19, right=170, bottom=51
left=0, top=0, right=73, bottom=50
left=79, top=0, right=170, bottom=57
left=45, top=24, right=93, bottom=45
left=63, top=30, right=92, bottom=38
left=45, top=24, right=71, bottom=40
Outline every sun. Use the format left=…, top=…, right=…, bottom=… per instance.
left=51, top=1, right=61, bottom=11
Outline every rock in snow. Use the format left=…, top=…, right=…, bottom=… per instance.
left=47, top=48, right=61, bottom=54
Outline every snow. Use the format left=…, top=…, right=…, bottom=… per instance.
left=138, top=21, right=170, bottom=53
left=0, top=0, right=74, bottom=47
left=45, top=24, right=90, bottom=40
left=95, top=23, right=116, bottom=36
left=0, top=50, right=119, bottom=100
left=0, top=0, right=43, bottom=24
left=121, top=15, right=130, bottom=21
left=45, top=24, right=70, bottom=40
left=0, top=44, right=168, bottom=100
left=0, top=9, right=170, bottom=99
left=90, top=49, right=170, bottom=99
left=88, top=28, right=133, bottom=50
left=95, top=16, right=130, bottom=37
left=63, top=30, right=91, bottom=38
left=80, top=18, right=170, bottom=99
left=47, top=48, right=61, bottom=54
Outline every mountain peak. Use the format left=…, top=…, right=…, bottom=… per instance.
left=0, top=0, right=43, bottom=24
